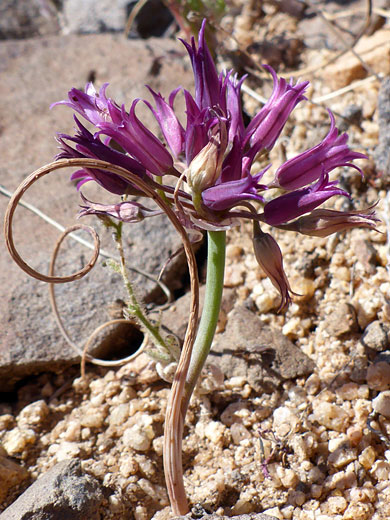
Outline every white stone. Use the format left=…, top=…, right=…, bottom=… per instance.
left=17, top=400, right=49, bottom=426
left=3, top=428, right=36, bottom=455
left=373, top=390, right=390, bottom=418
left=273, top=406, right=299, bottom=436
left=123, top=415, right=154, bottom=452
left=312, top=401, right=349, bottom=432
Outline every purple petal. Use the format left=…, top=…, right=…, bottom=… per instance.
left=244, top=65, right=309, bottom=151
left=272, top=111, right=367, bottom=190
left=264, top=170, right=349, bottom=226
left=202, top=167, right=269, bottom=211
left=144, top=86, right=185, bottom=158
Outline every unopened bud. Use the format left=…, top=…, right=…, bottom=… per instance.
left=253, top=220, right=296, bottom=311
left=186, top=139, right=222, bottom=195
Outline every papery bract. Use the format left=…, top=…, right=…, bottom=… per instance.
left=252, top=221, right=295, bottom=311
left=289, top=205, right=380, bottom=237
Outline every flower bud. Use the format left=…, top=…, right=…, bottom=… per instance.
left=252, top=221, right=295, bottom=311
left=186, top=139, right=222, bottom=194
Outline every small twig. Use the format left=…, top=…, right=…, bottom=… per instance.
left=241, top=83, right=267, bottom=105
left=312, top=74, right=380, bottom=104
left=124, top=0, right=148, bottom=37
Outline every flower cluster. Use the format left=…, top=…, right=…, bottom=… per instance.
left=53, top=20, right=377, bottom=309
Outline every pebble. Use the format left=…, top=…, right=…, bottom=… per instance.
left=62, top=420, right=81, bottom=442
left=109, top=403, right=130, bottom=426
left=204, top=421, right=225, bottom=444
left=230, top=423, right=251, bottom=444
left=80, top=409, right=107, bottom=429
left=359, top=446, right=377, bottom=470
left=328, top=435, right=348, bottom=452
left=55, top=441, right=81, bottom=461
left=273, top=406, right=299, bottom=437
left=370, top=460, right=390, bottom=481
left=361, top=320, right=390, bottom=351
left=255, top=291, right=278, bottom=313
left=276, top=467, right=299, bottom=488
left=372, top=390, right=390, bottom=418
left=343, top=502, right=374, bottom=520
left=322, top=495, right=347, bottom=514
left=3, top=427, right=36, bottom=455
left=346, top=425, right=363, bottom=446
left=17, top=400, right=49, bottom=427
left=122, top=415, right=154, bottom=452
left=119, top=455, right=138, bottom=478
left=366, top=361, right=390, bottom=391
left=312, top=402, right=349, bottom=432
left=328, top=447, right=357, bottom=469
left=0, top=455, right=29, bottom=503
left=336, top=382, right=364, bottom=400
left=224, top=264, right=245, bottom=287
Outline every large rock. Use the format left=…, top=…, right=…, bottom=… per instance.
left=0, top=459, right=103, bottom=520
left=374, top=76, right=390, bottom=179
left=0, top=0, right=61, bottom=39
left=209, top=306, right=315, bottom=393
left=0, top=34, right=195, bottom=390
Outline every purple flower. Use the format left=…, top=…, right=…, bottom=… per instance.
left=243, top=65, right=309, bottom=152
left=57, top=117, right=146, bottom=195
left=271, top=111, right=367, bottom=190
left=144, top=86, right=185, bottom=159
left=78, top=194, right=162, bottom=223
left=263, top=170, right=349, bottom=226
left=202, top=166, right=269, bottom=211
left=51, top=83, right=110, bottom=126
left=53, top=19, right=378, bottom=309
left=180, top=20, right=221, bottom=110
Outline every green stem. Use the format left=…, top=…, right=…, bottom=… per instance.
left=114, top=223, right=174, bottom=360
left=183, top=230, right=226, bottom=409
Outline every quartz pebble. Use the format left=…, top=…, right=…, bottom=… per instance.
left=17, top=400, right=49, bottom=427
left=109, top=403, right=130, bottom=426
left=312, top=402, right=349, bottom=432
left=80, top=409, right=107, bottom=429
left=366, top=361, right=390, bottom=391
left=328, top=447, right=357, bottom=468
left=273, top=406, right=299, bottom=437
left=322, top=495, right=347, bottom=514
left=3, top=427, right=36, bottom=455
left=122, top=415, right=154, bottom=451
left=358, top=446, right=376, bottom=470
left=372, top=390, right=390, bottom=418
left=230, top=423, right=251, bottom=444
left=343, top=502, right=374, bottom=520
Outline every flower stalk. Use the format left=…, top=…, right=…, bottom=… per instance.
left=164, top=230, right=226, bottom=515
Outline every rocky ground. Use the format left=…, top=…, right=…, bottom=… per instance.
left=1, top=1, right=390, bottom=519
